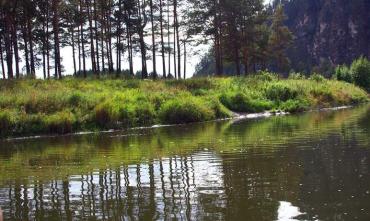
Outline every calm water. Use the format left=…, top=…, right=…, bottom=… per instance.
left=0, top=105, right=369, bottom=221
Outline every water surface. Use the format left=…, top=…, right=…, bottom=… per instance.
left=0, top=105, right=369, bottom=221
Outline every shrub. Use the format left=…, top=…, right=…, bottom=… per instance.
left=254, top=71, right=279, bottom=81
left=45, top=111, right=76, bottom=134
left=309, top=73, right=325, bottom=82
left=134, top=101, right=156, bottom=125
left=220, top=92, right=272, bottom=113
left=207, top=98, right=232, bottom=118
left=94, top=101, right=118, bottom=127
left=280, top=99, right=310, bottom=113
left=159, top=97, right=215, bottom=124
left=351, top=57, right=370, bottom=92
left=265, top=83, right=299, bottom=102
left=0, top=111, right=14, bottom=136
left=334, top=65, right=353, bottom=83
left=288, top=72, right=306, bottom=80
left=166, top=78, right=214, bottom=90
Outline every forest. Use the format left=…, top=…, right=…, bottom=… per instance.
left=0, top=0, right=295, bottom=79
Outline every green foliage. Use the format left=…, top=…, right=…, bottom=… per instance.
left=159, top=97, right=215, bottom=124
left=350, top=57, right=370, bottom=92
left=0, top=111, right=14, bottom=137
left=0, top=77, right=367, bottom=137
left=288, top=72, right=306, bottom=80
left=254, top=71, right=279, bottom=81
left=280, top=99, right=310, bottom=113
left=220, top=92, right=273, bottom=113
left=309, top=73, right=325, bottom=82
left=265, top=83, right=299, bottom=101
left=334, top=65, right=353, bottom=83
left=45, top=111, right=76, bottom=134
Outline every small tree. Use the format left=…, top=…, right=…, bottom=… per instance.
left=268, top=4, right=293, bottom=72
left=351, top=57, right=370, bottom=92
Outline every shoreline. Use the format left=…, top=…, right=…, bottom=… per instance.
left=0, top=77, right=368, bottom=139
left=2, top=104, right=362, bottom=142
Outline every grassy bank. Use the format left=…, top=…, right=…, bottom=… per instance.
left=0, top=73, right=368, bottom=137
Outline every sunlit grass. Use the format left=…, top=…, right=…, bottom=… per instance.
left=0, top=74, right=368, bottom=137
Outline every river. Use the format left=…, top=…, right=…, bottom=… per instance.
left=0, top=105, right=369, bottom=221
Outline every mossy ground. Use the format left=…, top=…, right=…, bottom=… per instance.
left=0, top=74, right=368, bottom=137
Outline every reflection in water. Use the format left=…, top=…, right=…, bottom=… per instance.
left=277, top=202, right=305, bottom=221
left=0, top=105, right=369, bottom=221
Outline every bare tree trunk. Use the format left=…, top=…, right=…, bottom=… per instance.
left=80, top=0, right=87, bottom=77
left=4, top=12, right=14, bottom=79
left=46, top=2, right=50, bottom=79
left=87, top=0, right=97, bottom=74
left=71, top=25, right=77, bottom=76
left=77, top=25, right=81, bottom=74
left=94, top=0, right=100, bottom=73
left=125, top=6, right=134, bottom=76
left=159, top=0, right=166, bottom=78
left=167, top=0, right=171, bottom=77
left=173, top=1, right=177, bottom=79
left=174, top=0, right=181, bottom=78
left=42, top=17, right=47, bottom=79
left=183, top=41, right=186, bottom=79
left=22, top=23, right=30, bottom=75
left=0, top=35, right=5, bottom=79
left=52, top=0, right=62, bottom=79
left=149, top=0, right=157, bottom=79
left=12, top=19, right=20, bottom=78
left=138, top=0, right=148, bottom=79
left=28, top=17, right=36, bottom=77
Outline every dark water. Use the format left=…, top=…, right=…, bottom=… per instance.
left=0, top=105, right=369, bottom=221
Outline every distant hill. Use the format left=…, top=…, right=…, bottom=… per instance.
left=280, top=0, right=370, bottom=74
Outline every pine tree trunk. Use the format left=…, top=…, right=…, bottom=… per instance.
left=28, top=17, right=36, bottom=77
left=87, top=0, right=97, bottom=74
left=52, top=0, right=62, bottom=79
left=183, top=41, right=186, bottom=79
left=22, top=24, right=30, bottom=75
left=150, top=0, right=157, bottom=79
left=4, top=12, right=14, bottom=79
left=173, top=1, right=177, bottom=79
left=46, top=2, right=50, bottom=79
left=159, top=0, right=166, bottom=78
left=167, top=0, right=171, bottom=77
left=94, top=0, right=100, bottom=73
left=0, top=35, right=5, bottom=79
left=71, top=25, right=77, bottom=76
left=12, top=19, right=20, bottom=79
left=174, top=0, right=181, bottom=78
left=80, top=0, right=87, bottom=77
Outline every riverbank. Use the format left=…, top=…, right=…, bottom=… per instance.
left=0, top=74, right=368, bottom=138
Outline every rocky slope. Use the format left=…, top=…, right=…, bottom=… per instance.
left=280, top=0, right=370, bottom=73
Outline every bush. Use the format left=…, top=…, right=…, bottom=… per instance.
left=254, top=71, right=279, bottom=81
left=0, top=111, right=14, bottom=136
left=207, top=98, right=232, bottom=118
left=220, top=92, right=272, bottom=113
left=288, top=72, right=306, bottom=80
left=159, top=97, right=215, bottom=124
left=351, top=57, right=370, bottom=92
left=265, top=83, right=299, bottom=102
left=309, top=73, right=325, bottom=82
left=334, top=65, right=353, bottom=83
left=45, top=111, right=76, bottom=134
left=280, top=99, right=310, bottom=113
left=135, top=101, right=156, bottom=125
left=94, top=101, right=118, bottom=127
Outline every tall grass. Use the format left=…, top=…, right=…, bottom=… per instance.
left=0, top=74, right=368, bottom=137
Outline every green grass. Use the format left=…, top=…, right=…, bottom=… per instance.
left=0, top=74, right=368, bottom=137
